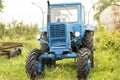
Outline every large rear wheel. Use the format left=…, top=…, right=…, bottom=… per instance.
left=77, top=48, right=91, bottom=80
left=25, top=49, right=45, bottom=80
left=82, top=30, right=94, bottom=67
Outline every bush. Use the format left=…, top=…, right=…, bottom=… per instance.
left=94, top=23, right=120, bottom=53
left=0, top=20, right=39, bottom=40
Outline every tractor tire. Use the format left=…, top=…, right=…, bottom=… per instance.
left=82, top=30, right=94, bottom=67
left=25, top=49, right=45, bottom=80
left=77, top=48, right=91, bottom=80
left=40, top=33, right=49, bottom=52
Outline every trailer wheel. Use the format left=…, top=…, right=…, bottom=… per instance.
left=25, top=49, right=45, bottom=80
left=40, top=33, right=49, bottom=52
left=77, top=48, right=91, bottom=80
left=82, top=30, right=94, bottom=67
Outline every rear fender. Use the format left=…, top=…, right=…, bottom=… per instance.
left=86, top=25, right=94, bottom=31
left=39, top=27, right=47, bottom=32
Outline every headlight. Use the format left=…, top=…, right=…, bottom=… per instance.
left=75, top=32, right=80, bottom=37
left=36, top=34, right=41, bottom=40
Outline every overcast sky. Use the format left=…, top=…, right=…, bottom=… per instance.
left=0, top=0, right=98, bottom=26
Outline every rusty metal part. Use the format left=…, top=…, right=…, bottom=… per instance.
left=0, top=51, right=10, bottom=56
left=0, top=42, right=24, bottom=51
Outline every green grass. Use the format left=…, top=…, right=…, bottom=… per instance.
left=0, top=47, right=120, bottom=80
left=0, top=30, right=120, bottom=80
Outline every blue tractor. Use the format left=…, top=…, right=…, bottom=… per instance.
left=25, top=1, right=94, bottom=80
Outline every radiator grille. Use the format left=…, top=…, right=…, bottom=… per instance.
left=50, top=24, right=66, bottom=38
left=49, top=23, right=66, bottom=47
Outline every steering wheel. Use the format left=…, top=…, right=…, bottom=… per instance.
left=58, top=14, right=70, bottom=22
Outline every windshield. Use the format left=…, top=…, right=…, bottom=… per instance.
left=51, top=6, right=78, bottom=23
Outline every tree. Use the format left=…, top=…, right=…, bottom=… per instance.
left=93, top=0, right=120, bottom=21
left=0, top=0, right=3, bottom=12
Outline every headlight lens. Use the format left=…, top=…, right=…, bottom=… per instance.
left=36, top=34, right=41, bottom=40
left=75, top=32, right=80, bottom=37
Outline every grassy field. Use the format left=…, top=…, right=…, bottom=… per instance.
left=0, top=23, right=120, bottom=80
left=0, top=35, right=120, bottom=80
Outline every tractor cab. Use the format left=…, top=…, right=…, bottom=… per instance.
left=50, top=3, right=81, bottom=23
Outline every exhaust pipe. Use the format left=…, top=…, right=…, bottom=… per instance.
left=47, top=0, right=51, bottom=24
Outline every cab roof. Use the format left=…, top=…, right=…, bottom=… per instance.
left=50, top=3, right=82, bottom=6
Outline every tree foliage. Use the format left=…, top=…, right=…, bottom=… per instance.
left=0, top=21, right=39, bottom=39
left=0, top=0, right=3, bottom=11
left=93, top=0, right=120, bottom=21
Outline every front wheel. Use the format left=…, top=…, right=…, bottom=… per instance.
left=77, top=48, right=91, bottom=80
left=25, top=49, right=45, bottom=80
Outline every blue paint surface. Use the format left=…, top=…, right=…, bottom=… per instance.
left=38, top=2, right=94, bottom=60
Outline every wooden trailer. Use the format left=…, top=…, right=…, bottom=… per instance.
left=0, top=42, right=24, bottom=56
